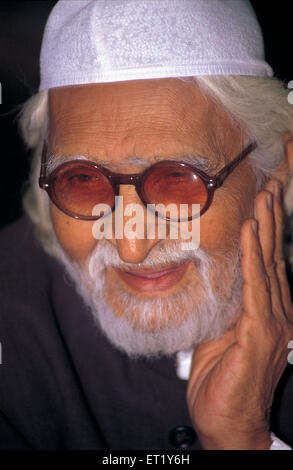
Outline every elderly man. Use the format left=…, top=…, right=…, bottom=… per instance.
left=1, top=0, right=293, bottom=450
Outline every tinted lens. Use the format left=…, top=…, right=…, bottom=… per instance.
left=141, top=163, right=208, bottom=219
left=51, top=162, right=115, bottom=218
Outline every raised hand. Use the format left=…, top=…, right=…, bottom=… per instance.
left=187, top=180, right=293, bottom=450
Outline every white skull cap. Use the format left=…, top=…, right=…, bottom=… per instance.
left=39, top=0, right=273, bottom=91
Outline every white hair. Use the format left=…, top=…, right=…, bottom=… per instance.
left=18, top=76, right=293, bottom=261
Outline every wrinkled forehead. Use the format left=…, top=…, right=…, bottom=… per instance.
left=48, top=78, right=243, bottom=166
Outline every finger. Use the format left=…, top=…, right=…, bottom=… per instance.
left=255, top=190, right=275, bottom=268
left=240, top=218, right=272, bottom=321
left=255, top=189, right=283, bottom=315
left=271, top=181, right=293, bottom=322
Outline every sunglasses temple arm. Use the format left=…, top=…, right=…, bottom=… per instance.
left=213, top=141, right=258, bottom=188
left=39, top=143, right=49, bottom=188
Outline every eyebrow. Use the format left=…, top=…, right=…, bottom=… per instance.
left=45, top=151, right=216, bottom=175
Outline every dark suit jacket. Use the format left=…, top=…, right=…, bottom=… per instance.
left=0, top=216, right=292, bottom=450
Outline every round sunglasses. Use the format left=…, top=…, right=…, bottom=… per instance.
left=39, top=141, right=257, bottom=221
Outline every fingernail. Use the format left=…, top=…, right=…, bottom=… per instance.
left=266, top=193, right=273, bottom=210
left=252, top=220, right=258, bottom=234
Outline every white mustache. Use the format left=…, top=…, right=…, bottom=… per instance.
left=87, top=239, right=211, bottom=278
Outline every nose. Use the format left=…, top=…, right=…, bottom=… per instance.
left=107, top=184, right=162, bottom=264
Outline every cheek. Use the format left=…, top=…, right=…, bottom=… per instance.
left=50, top=204, right=97, bottom=261
left=199, top=184, right=255, bottom=254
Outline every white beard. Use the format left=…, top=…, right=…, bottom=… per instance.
left=50, top=235, right=243, bottom=359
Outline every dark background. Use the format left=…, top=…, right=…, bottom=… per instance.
left=0, top=0, right=293, bottom=229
